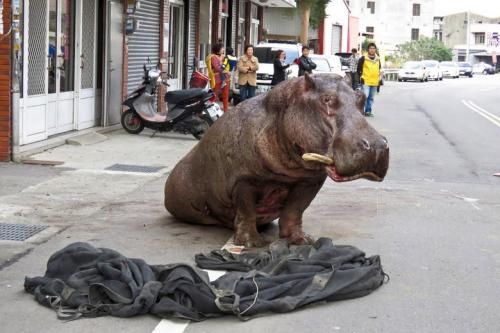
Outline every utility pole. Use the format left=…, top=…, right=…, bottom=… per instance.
left=465, top=11, right=470, bottom=62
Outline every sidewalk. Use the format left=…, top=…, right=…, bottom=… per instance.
left=0, top=128, right=211, bottom=268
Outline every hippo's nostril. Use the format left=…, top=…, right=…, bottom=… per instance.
left=361, top=139, right=371, bottom=151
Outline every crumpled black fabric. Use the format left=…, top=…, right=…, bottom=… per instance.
left=24, top=238, right=386, bottom=321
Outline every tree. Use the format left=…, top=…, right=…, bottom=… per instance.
left=396, top=37, right=453, bottom=62
left=296, top=0, right=330, bottom=45
left=361, top=38, right=376, bottom=52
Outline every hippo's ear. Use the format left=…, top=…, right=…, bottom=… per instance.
left=304, top=73, right=315, bottom=91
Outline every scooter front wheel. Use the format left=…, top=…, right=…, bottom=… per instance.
left=191, top=113, right=213, bottom=140
left=121, top=109, right=144, bottom=134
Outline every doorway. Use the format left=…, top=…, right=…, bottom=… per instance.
left=21, top=0, right=98, bottom=145
left=168, top=2, right=184, bottom=91
left=103, top=0, right=124, bottom=126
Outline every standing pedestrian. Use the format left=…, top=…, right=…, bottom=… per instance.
left=298, top=46, right=317, bottom=76
left=348, top=48, right=360, bottom=90
left=271, top=50, right=290, bottom=86
left=357, top=42, right=381, bottom=117
left=221, top=47, right=237, bottom=112
left=205, top=43, right=226, bottom=101
left=237, top=45, right=259, bottom=101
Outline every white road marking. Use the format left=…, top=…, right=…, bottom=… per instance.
left=151, top=319, right=189, bottom=333
left=461, top=100, right=500, bottom=128
left=151, top=235, right=235, bottom=333
left=454, top=195, right=481, bottom=211
left=468, top=101, right=500, bottom=123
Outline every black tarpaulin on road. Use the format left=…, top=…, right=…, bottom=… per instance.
left=24, top=238, right=386, bottom=321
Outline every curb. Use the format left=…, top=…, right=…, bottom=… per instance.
left=12, top=125, right=122, bottom=162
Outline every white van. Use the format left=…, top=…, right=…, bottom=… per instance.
left=232, top=42, right=302, bottom=105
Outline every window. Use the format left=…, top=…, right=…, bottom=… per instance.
left=367, top=1, right=375, bottom=14
left=434, top=30, right=442, bottom=41
left=411, top=28, right=419, bottom=40
left=366, top=26, right=374, bottom=33
left=413, top=3, right=420, bottom=16
left=475, top=33, right=485, bottom=44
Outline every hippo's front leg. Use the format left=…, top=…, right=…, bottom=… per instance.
left=279, top=179, right=325, bottom=245
left=232, top=181, right=266, bottom=247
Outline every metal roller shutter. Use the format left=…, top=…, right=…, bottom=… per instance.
left=231, top=0, right=237, bottom=49
left=187, top=0, right=197, bottom=84
left=331, top=25, right=342, bottom=54
left=127, top=0, right=161, bottom=93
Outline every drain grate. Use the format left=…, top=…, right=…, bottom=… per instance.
left=0, top=223, right=48, bottom=241
left=105, top=164, right=164, bottom=173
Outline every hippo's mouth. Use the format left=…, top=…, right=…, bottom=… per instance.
left=302, top=153, right=383, bottom=182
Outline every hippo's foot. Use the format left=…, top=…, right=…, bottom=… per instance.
left=234, top=229, right=267, bottom=248
left=282, top=231, right=315, bottom=245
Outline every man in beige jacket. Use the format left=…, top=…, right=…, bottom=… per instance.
left=237, top=45, right=259, bottom=101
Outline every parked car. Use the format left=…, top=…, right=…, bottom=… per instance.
left=398, top=61, right=429, bottom=82
left=232, top=42, right=301, bottom=104
left=309, top=54, right=345, bottom=77
left=423, top=60, right=443, bottom=81
left=473, top=62, right=496, bottom=75
left=458, top=62, right=473, bottom=77
left=440, top=61, right=460, bottom=78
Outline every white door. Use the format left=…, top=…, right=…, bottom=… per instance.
left=167, top=4, right=184, bottom=91
left=22, top=0, right=50, bottom=144
left=22, top=0, right=91, bottom=144
left=46, top=0, right=76, bottom=136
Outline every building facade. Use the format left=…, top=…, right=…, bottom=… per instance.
left=263, top=1, right=351, bottom=56
left=0, top=0, right=295, bottom=161
left=437, top=12, right=500, bottom=63
left=319, top=0, right=350, bottom=55
left=349, top=0, right=435, bottom=54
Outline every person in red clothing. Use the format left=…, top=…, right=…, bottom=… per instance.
left=205, top=43, right=227, bottom=105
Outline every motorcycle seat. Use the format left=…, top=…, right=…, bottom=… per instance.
left=165, top=88, right=206, bottom=104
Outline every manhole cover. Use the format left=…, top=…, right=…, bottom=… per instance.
left=0, top=223, right=48, bottom=241
left=105, top=164, right=164, bottom=173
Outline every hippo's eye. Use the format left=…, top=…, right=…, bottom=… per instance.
left=322, top=94, right=339, bottom=110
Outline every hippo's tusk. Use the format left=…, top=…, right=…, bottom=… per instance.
left=302, top=153, right=334, bottom=165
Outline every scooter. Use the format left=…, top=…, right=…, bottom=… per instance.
left=121, top=59, right=223, bottom=140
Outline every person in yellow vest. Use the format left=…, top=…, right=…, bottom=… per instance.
left=356, top=42, right=381, bottom=117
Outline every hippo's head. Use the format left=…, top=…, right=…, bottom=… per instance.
left=264, top=73, right=389, bottom=182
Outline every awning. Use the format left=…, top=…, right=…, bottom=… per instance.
left=251, top=0, right=296, bottom=8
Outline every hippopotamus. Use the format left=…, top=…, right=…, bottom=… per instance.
left=164, top=73, right=389, bottom=247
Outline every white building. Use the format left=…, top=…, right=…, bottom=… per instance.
left=322, top=0, right=351, bottom=55
left=262, top=1, right=350, bottom=54
left=453, top=23, right=500, bottom=64
left=349, top=0, right=435, bottom=54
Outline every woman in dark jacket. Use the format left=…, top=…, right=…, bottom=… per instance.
left=271, top=50, right=290, bottom=86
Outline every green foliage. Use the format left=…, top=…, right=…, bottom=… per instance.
left=296, top=0, right=331, bottom=29
left=396, top=37, right=453, bottom=62
left=310, top=0, right=330, bottom=29
left=361, top=38, right=376, bottom=52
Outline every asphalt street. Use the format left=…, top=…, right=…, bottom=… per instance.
left=0, top=74, right=499, bottom=333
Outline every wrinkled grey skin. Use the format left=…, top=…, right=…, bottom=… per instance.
left=164, top=73, right=389, bottom=247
